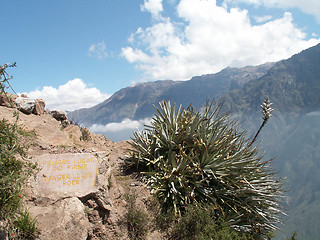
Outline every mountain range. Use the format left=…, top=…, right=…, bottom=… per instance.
left=69, top=43, right=320, bottom=125
left=223, top=42, right=320, bottom=114
left=68, top=62, right=274, bottom=125
left=69, top=43, right=320, bottom=239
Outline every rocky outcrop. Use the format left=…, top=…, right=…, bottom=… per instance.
left=0, top=92, right=46, bottom=115
left=15, top=96, right=46, bottom=115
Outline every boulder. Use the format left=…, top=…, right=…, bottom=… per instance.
left=29, top=197, right=90, bottom=240
left=15, top=96, right=46, bottom=115
left=50, top=110, right=68, bottom=122
left=16, top=97, right=36, bottom=114
left=34, top=99, right=46, bottom=115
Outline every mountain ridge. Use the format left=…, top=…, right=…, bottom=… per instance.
left=222, top=43, right=320, bottom=115
left=68, top=62, right=274, bottom=125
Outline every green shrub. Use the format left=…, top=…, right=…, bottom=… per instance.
left=0, top=63, right=39, bottom=239
left=126, top=100, right=284, bottom=238
left=13, top=209, right=39, bottom=239
left=169, top=203, right=254, bottom=240
left=151, top=198, right=174, bottom=232
left=0, top=117, right=39, bottom=239
left=0, top=62, right=16, bottom=97
left=0, top=118, right=26, bottom=218
left=121, top=192, right=149, bottom=240
left=80, top=127, right=91, bottom=141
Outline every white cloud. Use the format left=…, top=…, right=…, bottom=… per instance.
left=90, top=118, right=151, bottom=132
left=225, top=0, right=320, bottom=23
left=122, top=0, right=320, bottom=81
left=254, top=15, right=273, bottom=23
left=306, top=111, right=320, bottom=117
left=141, top=0, right=163, bottom=19
left=89, top=118, right=152, bottom=142
left=88, top=41, right=108, bottom=59
left=24, top=78, right=110, bottom=111
left=121, top=47, right=150, bottom=63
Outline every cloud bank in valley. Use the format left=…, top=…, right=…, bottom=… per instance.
left=89, top=118, right=152, bottom=142
left=122, top=0, right=320, bottom=81
left=90, top=118, right=151, bottom=133
left=25, top=78, right=110, bottom=111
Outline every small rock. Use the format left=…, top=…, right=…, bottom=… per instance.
left=0, top=92, right=16, bottom=107
left=61, top=120, right=70, bottom=128
left=86, top=199, right=97, bottom=208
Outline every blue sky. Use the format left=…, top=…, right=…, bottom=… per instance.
left=1, top=0, right=320, bottom=112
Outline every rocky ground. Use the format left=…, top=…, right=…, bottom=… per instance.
left=0, top=100, right=163, bottom=239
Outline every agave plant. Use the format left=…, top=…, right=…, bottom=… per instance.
left=127, top=100, right=283, bottom=238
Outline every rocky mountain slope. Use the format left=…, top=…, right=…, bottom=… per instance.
left=0, top=103, right=163, bottom=240
left=222, top=43, right=320, bottom=114
left=68, top=62, right=273, bottom=125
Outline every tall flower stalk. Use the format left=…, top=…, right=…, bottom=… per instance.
left=251, top=98, right=274, bottom=145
